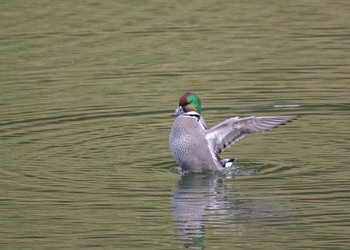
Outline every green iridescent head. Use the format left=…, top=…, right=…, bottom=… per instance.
left=179, top=92, right=202, bottom=114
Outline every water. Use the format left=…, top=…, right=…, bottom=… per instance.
left=1, top=1, right=350, bottom=249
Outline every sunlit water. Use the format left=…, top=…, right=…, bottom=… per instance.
left=1, top=1, right=350, bottom=249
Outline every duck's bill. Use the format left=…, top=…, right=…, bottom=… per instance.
left=173, top=106, right=184, bottom=117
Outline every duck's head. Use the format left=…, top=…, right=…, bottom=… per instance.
left=173, top=92, right=202, bottom=117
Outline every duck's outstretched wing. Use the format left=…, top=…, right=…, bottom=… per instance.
left=205, top=116, right=296, bottom=155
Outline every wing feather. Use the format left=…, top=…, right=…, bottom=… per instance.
left=205, top=116, right=296, bottom=154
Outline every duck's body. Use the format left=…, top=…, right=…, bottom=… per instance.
left=169, top=92, right=296, bottom=173
left=170, top=111, right=223, bottom=172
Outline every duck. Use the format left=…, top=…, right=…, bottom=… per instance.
left=169, top=92, right=296, bottom=173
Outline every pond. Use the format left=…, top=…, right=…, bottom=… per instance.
left=1, top=1, right=349, bottom=249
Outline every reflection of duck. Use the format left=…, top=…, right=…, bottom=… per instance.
left=169, top=92, right=296, bottom=173
left=172, top=174, right=286, bottom=248
left=172, top=174, right=216, bottom=249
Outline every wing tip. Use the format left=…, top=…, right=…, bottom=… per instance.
left=281, top=115, right=298, bottom=124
